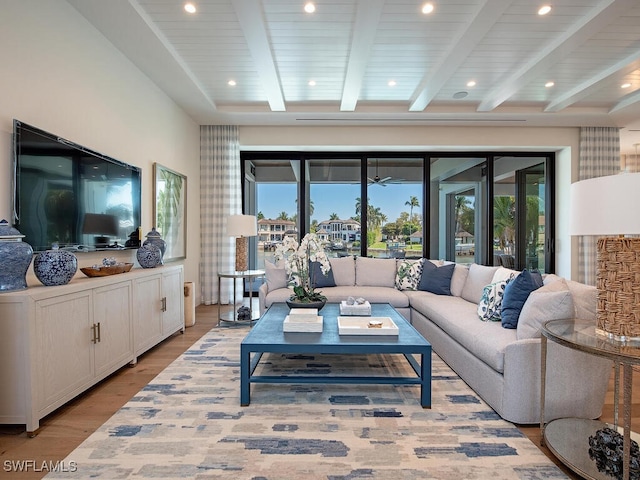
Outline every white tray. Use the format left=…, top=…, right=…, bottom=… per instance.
left=337, top=316, right=399, bottom=336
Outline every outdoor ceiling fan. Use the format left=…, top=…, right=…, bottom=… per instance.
left=368, top=160, right=393, bottom=186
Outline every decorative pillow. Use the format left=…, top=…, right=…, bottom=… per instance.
left=309, top=261, right=336, bottom=288
left=501, top=269, right=544, bottom=329
left=264, top=259, right=287, bottom=292
left=395, top=259, right=424, bottom=290
left=491, top=266, right=519, bottom=283
left=477, top=279, right=510, bottom=321
left=517, top=278, right=574, bottom=339
left=418, top=261, right=455, bottom=295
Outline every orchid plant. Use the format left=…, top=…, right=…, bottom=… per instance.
left=274, top=233, right=331, bottom=303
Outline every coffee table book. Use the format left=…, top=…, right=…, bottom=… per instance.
left=283, top=308, right=323, bottom=332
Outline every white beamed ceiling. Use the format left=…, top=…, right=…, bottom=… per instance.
left=67, top=0, right=640, bottom=152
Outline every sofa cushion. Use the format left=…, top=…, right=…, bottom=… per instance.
left=329, top=256, right=355, bottom=286
left=460, top=264, right=499, bottom=303
left=450, top=264, right=469, bottom=297
left=418, top=261, right=455, bottom=295
left=501, top=270, right=543, bottom=329
left=566, top=279, right=597, bottom=321
left=395, top=259, right=424, bottom=290
left=477, top=279, right=510, bottom=321
left=356, top=257, right=397, bottom=287
left=406, top=291, right=515, bottom=372
left=265, top=260, right=287, bottom=291
left=310, top=261, right=336, bottom=288
left=517, top=278, right=574, bottom=339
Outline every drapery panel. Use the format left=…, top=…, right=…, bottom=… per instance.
left=577, top=127, right=620, bottom=285
left=200, top=125, right=242, bottom=305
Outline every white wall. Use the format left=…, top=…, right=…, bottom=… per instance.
left=240, top=125, right=580, bottom=278
left=0, top=1, right=201, bottom=296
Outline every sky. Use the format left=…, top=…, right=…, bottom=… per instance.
left=257, top=183, right=423, bottom=224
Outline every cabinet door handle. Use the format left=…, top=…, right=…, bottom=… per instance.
left=161, top=297, right=167, bottom=312
left=96, top=322, right=101, bottom=343
left=91, top=324, right=97, bottom=344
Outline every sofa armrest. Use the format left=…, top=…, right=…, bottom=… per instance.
left=258, top=282, right=268, bottom=315
left=503, top=338, right=612, bottom=423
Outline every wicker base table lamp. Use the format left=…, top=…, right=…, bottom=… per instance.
left=570, top=172, right=640, bottom=341
left=226, top=215, right=257, bottom=272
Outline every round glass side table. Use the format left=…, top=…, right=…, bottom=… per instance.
left=541, top=318, right=640, bottom=480
left=217, top=269, right=265, bottom=326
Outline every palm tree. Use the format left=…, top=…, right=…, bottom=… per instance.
left=405, top=196, right=420, bottom=222
left=329, top=212, right=339, bottom=220
left=277, top=211, right=289, bottom=221
left=494, top=196, right=515, bottom=253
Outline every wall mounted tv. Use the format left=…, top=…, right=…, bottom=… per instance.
left=12, top=120, right=142, bottom=252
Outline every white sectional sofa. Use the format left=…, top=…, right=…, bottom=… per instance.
left=258, top=256, right=613, bottom=425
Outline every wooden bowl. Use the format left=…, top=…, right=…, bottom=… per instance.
left=80, top=263, right=134, bottom=277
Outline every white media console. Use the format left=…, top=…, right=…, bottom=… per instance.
left=0, top=264, right=184, bottom=435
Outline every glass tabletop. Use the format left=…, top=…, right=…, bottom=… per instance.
left=542, top=318, right=640, bottom=364
left=218, top=269, right=265, bottom=278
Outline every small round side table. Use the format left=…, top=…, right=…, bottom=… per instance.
left=217, top=269, right=265, bottom=326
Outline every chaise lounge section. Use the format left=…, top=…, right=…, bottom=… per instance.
left=259, top=256, right=613, bottom=425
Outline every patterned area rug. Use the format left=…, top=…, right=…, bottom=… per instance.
left=47, top=327, right=567, bottom=479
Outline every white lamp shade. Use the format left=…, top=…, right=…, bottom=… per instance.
left=226, top=214, right=257, bottom=237
left=569, top=172, right=640, bottom=236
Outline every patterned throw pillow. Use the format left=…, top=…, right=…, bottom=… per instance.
left=477, top=280, right=510, bottom=321
left=395, top=259, right=424, bottom=290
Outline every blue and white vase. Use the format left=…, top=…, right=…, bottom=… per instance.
left=0, top=219, right=34, bottom=292
left=137, top=243, right=162, bottom=268
left=33, top=244, right=78, bottom=286
left=143, top=228, right=166, bottom=265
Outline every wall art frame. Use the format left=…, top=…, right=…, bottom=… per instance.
left=153, top=163, right=187, bottom=262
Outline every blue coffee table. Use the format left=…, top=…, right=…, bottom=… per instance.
left=240, top=303, right=432, bottom=407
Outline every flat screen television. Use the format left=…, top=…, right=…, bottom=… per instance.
left=12, top=120, right=142, bottom=252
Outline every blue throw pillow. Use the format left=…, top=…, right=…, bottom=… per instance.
left=310, top=261, right=336, bottom=288
left=418, top=261, right=455, bottom=295
left=501, top=269, right=543, bottom=329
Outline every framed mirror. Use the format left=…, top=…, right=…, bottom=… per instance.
left=153, top=163, right=187, bottom=262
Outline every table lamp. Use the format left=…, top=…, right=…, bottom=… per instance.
left=569, top=172, right=640, bottom=340
left=226, top=215, right=257, bottom=272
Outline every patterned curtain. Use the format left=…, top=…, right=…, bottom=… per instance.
left=577, top=127, right=621, bottom=285
left=200, top=125, right=242, bottom=305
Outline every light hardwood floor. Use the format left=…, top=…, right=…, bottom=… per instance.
left=0, top=304, right=636, bottom=479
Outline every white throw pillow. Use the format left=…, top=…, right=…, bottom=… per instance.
left=516, top=278, right=574, bottom=339
left=491, top=266, right=519, bottom=283
left=395, top=259, right=424, bottom=290
left=264, top=259, right=287, bottom=291
left=450, top=264, right=470, bottom=297
left=477, top=280, right=510, bottom=321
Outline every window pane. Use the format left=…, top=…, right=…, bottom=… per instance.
left=367, top=158, right=423, bottom=259
left=308, top=159, right=361, bottom=258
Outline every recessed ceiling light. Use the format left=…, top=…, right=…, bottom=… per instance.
left=184, top=3, right=196, bottom=14
left=538, top=5, right=551, bottom=15
left=621, top=83, right=632, bottom=89
left=466, top=80, right=476, bottom=87
left=545, top=81, right=555, bottom=88
left=304, top=2, right=315, bottom=13
left=422, top=3, right=434, bottom=14
left=228, top=80, right=237, bottom=86
left=453, top=91, right=468, bottom=99
left=308, top=80, right=316, bottom=86
left=388, top=80, right=397, bottom=87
